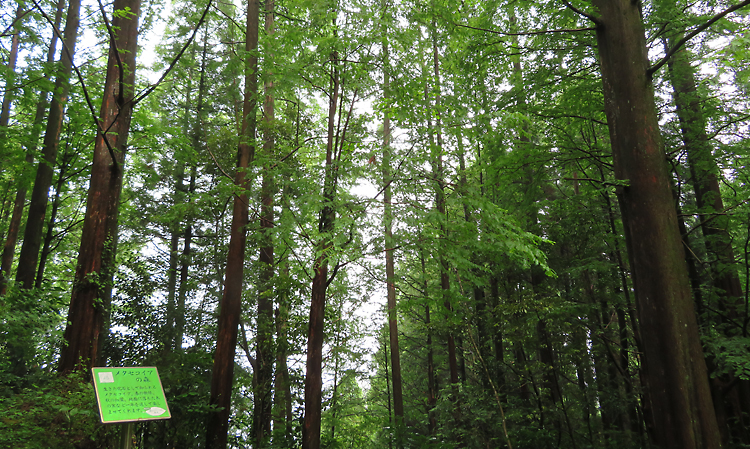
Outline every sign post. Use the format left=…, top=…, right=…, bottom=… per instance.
left=91, top=367, right=171, bottom=448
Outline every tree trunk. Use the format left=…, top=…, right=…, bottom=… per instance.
left=1, top=0, right=65, bottom=295
left=274, top=186, right=294, bottom=444
left=0, top=2, right=22, bottom=194
left=591, top=2, right=721, bottom=447
left=58, top=0, right=140, bottom=374
left=35, top=143, right=76, bottom=288
left=206, top=0, right=258, bottom=445
left=175, top=166, right=195, bottom=349
left=426, top=25, right=460, bottom=398
left=421, top=246, right=438, bottom=435
left=302, top=48, right=339, bottom=449
left=16, top=0, right=82, bottom=290
left=254, top=0, right=275, bottom=442
left=382, top=2, right=405, bottom=440
left=666, top=36, right=744, bottom=306
left=667, top=35, right=749, bottom=445
left=0, top=3, right=22, bottom=133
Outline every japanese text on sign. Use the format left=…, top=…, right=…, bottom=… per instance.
left=92, top=367, right=171, bottom=424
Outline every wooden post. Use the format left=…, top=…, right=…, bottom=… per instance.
left=119, top=422, right=134, bottom=449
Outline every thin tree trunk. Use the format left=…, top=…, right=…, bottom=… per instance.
left=666, top=36, right=744, bottom=306
left=58, top=0, right=140, bottom=374
left=666, top=36, right=749, bottom=445
left=175, top=166, right=195, bottom=349
left=165, top=228, right=180, bottom=349
left=381, top=2, right=404, bottom=440
left=16, top=0, right=82, bottom=290
left=273, top=179, right=293, bottom=445
left=35, top=142, right=76, bottom=288
left=426, top=24, right=460, bottom=399
left=1, top=0, right=65, bottom=296
left=383, top=328, right=392, bottom=447
left=0, top=3, right=22, bottom=132
left=205, top=0, right=258, bottom=445
left=165, top=44, right=195, bottom=352
left=490, top=277, right=505, bottom=394
left=591, top=2, right=721, bottom=447
left=254, top=0, right=275, bottom=442
left=421, top=246, right=438, bottom=435
left=302, top=47, right=339, bottom=449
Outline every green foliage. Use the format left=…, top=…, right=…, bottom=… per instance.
left=0, top=285, right=69, bottom=389
left=3, top=0, right=750, bottom=447
left=0, top=372, right=112, bottom=449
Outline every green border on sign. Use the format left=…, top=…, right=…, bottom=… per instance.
left=92, top=367, right=171, bottom=424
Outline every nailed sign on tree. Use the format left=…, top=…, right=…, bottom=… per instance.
left=92, top=367, right=171, bottom=423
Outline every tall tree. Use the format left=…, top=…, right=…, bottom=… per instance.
left=205, top=0, right=258, bottom=446
left=666, top=35, right=744, bottom=308
left=58, top=0, right=141, bottom=374
left=254, top=0, right=276, bottom=443
left=303, top=46, right=340, bottom=449
left=587, top=0, right=722, bottom=447
left=381, top=0, right=404, bottom=442
left=0, top=3, right=22, bottom=161
left=15, top=0, right=82, bottom=290
left=1, top=0, right=65, bottom=295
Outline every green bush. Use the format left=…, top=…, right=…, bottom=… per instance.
left=0, top=371, right=114, bottom=449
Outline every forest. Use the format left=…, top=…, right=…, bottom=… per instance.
left=1, top=0, right=749, bottom=447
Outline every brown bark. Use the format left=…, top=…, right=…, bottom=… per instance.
left=35, top=143, right=75, bottom=288
left=302, top=48, right=339, bottom=449
left=166, top=47, right=194, bottom=352
left=489, top=276, right=505, bottom=392
left=421, top=248, right=437, bottom=435
left=273, top=181, right=293, bottom=444
left=428, top=25, right=460, bottom=394
left=590, top=1, right=721, bottom=447
left=1, top=0, right=65, bottom=296
left=175, top=166, right=195, bottom=348
left=0, top=3, right=22, bottom=131
left=58, top=0, right=140, bottom=374
left=254, top=0, right=275, bottom=442
left=666, top=37, right=743, bottom=308
left=382, top=4, right=405, bottom=436
left=205, top=0, right=258, bottom=446
left=16, top=0, right=82, bottom=290
left=667, top=35, right=749, bottom=446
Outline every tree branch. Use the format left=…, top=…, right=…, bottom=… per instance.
left=455, top=22, right=595, bottom=36
left=648, top=0, right=750, bottom=77
left=97, top=0, right=125, bottom=107
left=132, top=0, right=213, bottom=105
left=30, top=0, right=119, bottom=169
left=560, top=0, right=603, bottom=26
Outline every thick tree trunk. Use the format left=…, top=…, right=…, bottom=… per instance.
left=254, top=0, right=275, bottom=442
left=58, top=0, right=140, bottom=374
left=206, top=0, right=258, bottom=446
left=591, top=2, right=721, bottom=447
left=16, top=0, right=82, bottom=290
left=302, top=49, right=339, bottom=449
